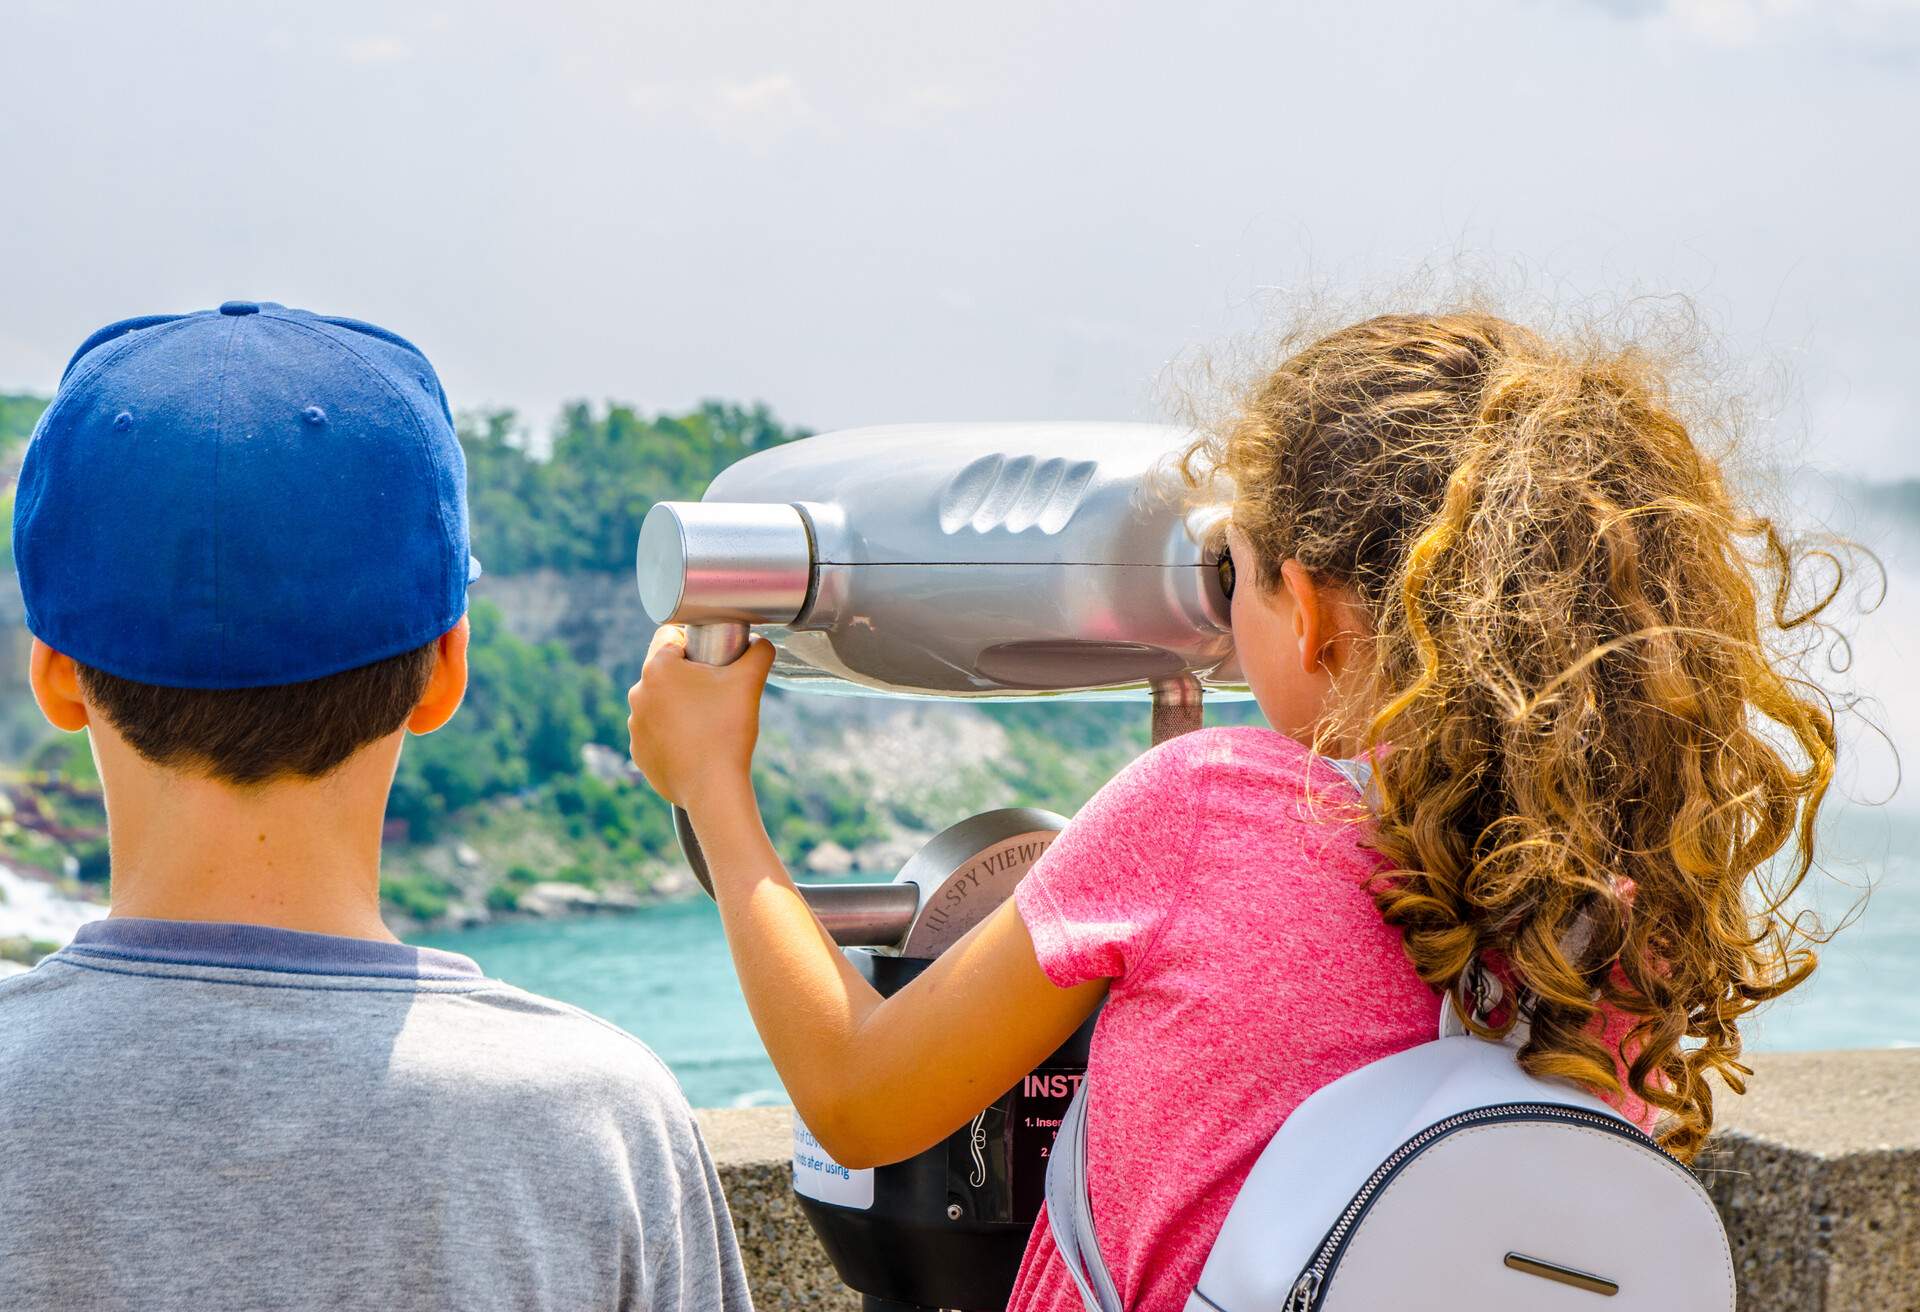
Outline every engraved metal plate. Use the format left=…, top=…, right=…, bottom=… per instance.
left=892, top=808, right=1067, bottom=957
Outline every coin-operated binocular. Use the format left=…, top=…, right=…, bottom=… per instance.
left=636, top=423, right=1238, bottom=1312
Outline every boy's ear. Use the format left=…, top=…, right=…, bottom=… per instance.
left=408, top=615, right=471, bottom=735
left=28, top=640, right=90, bottom=732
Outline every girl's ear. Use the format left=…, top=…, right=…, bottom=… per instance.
left=28, top=639, right=89, bottom=732
left=408, top=615, right=471, bottom=734
left=1280, top=559, right=1370, bottom=679
left=1279, top=559, right=1328, bottom=676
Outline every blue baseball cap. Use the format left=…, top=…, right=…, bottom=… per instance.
left=13, top=301, right=480, bottom=689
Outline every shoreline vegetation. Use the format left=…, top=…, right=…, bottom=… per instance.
left=0, top=392, right=1174, bottom=951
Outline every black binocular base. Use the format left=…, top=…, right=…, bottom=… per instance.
left=802, top=954, right=1098, bottom=1312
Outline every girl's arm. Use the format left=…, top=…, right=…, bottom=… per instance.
left=629, top=626, right=1106, bottom=1169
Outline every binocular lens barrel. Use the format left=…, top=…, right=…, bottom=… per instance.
left=636, top=501, right=814, bottom=627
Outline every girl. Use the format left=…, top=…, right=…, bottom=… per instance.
left=627, top=312, right=1838, bottom=1311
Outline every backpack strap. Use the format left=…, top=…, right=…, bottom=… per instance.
left=1441, top=957, right=1540, bottom=1049
left=1045, top=1077, right=1126, bottom=1312
left=1322, top=754, right=1376, bottom=803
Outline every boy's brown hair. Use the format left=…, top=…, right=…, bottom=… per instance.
left=77, top=643, right=438, bottom=786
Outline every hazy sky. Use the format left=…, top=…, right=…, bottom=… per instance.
left=3, top=0, right=1915, bottom=471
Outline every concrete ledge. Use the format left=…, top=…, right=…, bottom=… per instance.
left=697, top=1108, right=859, bottom=1311
left=702, top=1050, right=1920, bottom=1312
left=1700, top=1050, right=1919, bottom=1311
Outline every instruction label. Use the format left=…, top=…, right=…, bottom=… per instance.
left=791, top=1115, right=874, bottom=1210
left=944, top=1064, right=1085, bottom=1223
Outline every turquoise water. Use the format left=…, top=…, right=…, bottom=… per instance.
left=416, top=806, right=1919, bottom=1109
left=417, top=898, right=787, bottom=1108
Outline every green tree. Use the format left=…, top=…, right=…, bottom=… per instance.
left=0, top=393, right=48, bottom=454
left=387, top=600, right=628, bottom=841
left=0, top=393, right=51, bottom=569
left=459, top=401, right=808, bottom=574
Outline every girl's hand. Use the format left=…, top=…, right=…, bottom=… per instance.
left=627, top=625, right=777, bottom=812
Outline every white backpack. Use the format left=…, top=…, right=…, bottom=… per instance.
left=1045, top=994, right=1735, bottom=1311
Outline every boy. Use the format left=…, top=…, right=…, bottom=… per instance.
left=0, top=302, right=753, bottom=1312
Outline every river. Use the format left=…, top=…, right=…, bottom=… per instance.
left=416, top=799, right=1920, bottom=1108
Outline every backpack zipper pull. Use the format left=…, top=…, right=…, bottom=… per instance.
left=1286, top=1268, right=1322, bottom=1311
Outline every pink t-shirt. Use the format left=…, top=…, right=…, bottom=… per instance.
left=1008, top=725, right=1439, bottom=1312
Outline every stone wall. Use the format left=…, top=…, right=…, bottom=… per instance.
left=696, top=1107, right=860, bottom=1310
left=700, top=1048, right=1919, bottom=1312
left=1698, top=1050, right=1919, bottom=1310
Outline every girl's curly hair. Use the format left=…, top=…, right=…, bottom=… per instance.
left=1184, top=311, right=1839, bottom=1160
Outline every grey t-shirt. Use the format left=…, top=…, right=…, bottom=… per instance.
left=0, top=918, right=754, bottom=1312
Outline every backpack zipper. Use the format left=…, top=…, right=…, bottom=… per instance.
left=1282, top=1102, right=1672, bottom=1311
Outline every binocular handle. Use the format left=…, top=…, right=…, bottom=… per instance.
left=670, top=622, right=752, bottom=896
left=670, top=622, right=923, bottom=946
left=683, top=621, right=751, bottom=667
